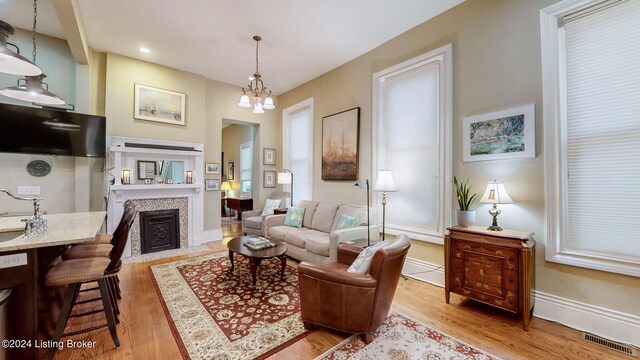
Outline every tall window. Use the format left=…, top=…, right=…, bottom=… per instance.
left=541, top=0, right=640, bottom=276
left=240, top=141, right=252, bottom=197
left=283, top=98, right=314, bottom=204
left=373, top=44, right=452, bottom=244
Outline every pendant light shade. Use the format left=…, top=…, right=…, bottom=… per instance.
left=263, top=96, right=275, bottom=110
left=253, top=102, right=264, bottom=114
left=238, top=92, right=251, bottom=108
left=0, top=20, right=42, bottom=76
left=0, top=74, right=65, bottom=105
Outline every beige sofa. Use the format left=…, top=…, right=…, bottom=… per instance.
left=263, top=200, right=380, bottom=264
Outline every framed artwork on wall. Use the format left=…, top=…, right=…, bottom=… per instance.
left=263, top=148, right=276, bottom=166
left=322, top=107, right=360, bottom=180
left=137, top=160, right=157, bottom=180
left=205, top=179, right=220, bottom=191
left=228, top=162, right=235, bottom=180
left=134, top=84, right=186, bottom=126
left=463, top=103, right=535, bottom=162
left=264, top=170, right=276, bottom=188
left=205, top=162, right=219, bottom=174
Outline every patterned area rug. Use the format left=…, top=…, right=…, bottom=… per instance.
left=315, top=312, right=501, bottom=360
left=150, top=252, right=308, bottom=360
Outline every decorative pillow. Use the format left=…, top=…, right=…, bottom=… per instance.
left=261, top=199, right=282, bottom=216
left=284, top=207, right=305, bottom=228
left=336, top=214, right=357, bottom=230
left=347, top=240, right=389, bottom=274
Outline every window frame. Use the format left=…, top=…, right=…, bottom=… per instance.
left=282, top=97, right=314, bottom=205
left=540, top=0, right=640, bottom=277
left=239, top=141, right=252, bottom=198
left=372, top=44, right=452, bottom=244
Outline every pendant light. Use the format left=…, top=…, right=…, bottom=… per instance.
left=0, top=20, right=42, bottom=76
left=0, top=0, right=65, bottom=105
left=238, top=35, right=274, bottom=114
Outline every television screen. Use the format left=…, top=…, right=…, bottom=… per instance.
left=0, top=103, right=106, bottom=157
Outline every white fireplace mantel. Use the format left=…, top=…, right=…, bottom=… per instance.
left=106, top=136, right=205, bottom=257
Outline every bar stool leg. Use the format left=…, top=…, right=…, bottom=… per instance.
left=98, top=279, right=120, bottom=348
left=47, top=283, right=80, bottom=360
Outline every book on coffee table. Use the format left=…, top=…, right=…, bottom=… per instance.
left=244, top=241, right=276, bottom=251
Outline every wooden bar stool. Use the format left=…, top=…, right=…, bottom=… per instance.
left=44, top=206, right=137, bottom=360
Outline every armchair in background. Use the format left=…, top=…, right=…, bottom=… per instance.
left=241, top=191, right=290, bottom=236
left=297, top=234, right=411, bottom=343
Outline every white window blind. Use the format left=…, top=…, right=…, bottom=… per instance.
left=561, top=0, right=640, bottom=258
left=240, top=142, right=252, bottom=196
left=283, top=99, right=313, bottom=203
left=380, top=65, right=439, bottom=234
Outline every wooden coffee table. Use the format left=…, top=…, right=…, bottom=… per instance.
left=227, top=236, right=287, bottom=288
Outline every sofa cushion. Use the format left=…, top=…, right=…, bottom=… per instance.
left=268, top=225, right=303, bottom=242
left=311, top=202, right=339, bottom=233
left=331, top=204, right=368, bottom=233
left=261, top=198, right=282, bottom=215
left=284, top=229, right=323, bottom=248
left=297, top=200, right=319, bottom=228
left=303, top=232, right=331, bottom=257
left=347, top=240, right=389, bottom=274
left=284, top=207, right=305, bottom=228
left=244, top=216, right=263, bottom=230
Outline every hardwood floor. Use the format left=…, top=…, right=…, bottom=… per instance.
left=54, top=223, right=630, bottom=359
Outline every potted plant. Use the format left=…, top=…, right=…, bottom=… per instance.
left=454, top=176, right=478, bottom=227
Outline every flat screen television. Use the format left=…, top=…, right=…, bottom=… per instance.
left=0, top=103, right=106, bottom=158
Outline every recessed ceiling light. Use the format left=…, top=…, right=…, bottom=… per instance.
left=139, top=47, right=151, bottom=54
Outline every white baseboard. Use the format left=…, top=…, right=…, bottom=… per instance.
left=401, top=257, right=639, bottom=347
left=202, top=229, right=223, bottom=243
left=534, top=290, right=640, bottom=348
left=402, top=257, right=445, bottom=287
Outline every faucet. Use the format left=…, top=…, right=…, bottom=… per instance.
left=1, top=189, right=47, bottom=236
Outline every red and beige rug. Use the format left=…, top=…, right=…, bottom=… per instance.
left=150, top=251, right=308, bottom=360
left=315, top=312, right=501, bottom=360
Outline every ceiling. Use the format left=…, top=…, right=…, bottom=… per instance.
left=2, top=0, right=465, bottom=95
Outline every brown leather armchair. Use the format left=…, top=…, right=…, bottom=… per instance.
left=297, top=234, right=411, bottom=343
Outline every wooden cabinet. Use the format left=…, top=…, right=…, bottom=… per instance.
left=225, top=198, right=253, bottom=220
left=444, top=226, right=535, bottom=330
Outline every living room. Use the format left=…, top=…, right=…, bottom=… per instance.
left=0, top=0, right=638, bottom=359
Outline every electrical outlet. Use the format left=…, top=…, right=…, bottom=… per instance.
left=0, top=253, right=28, bottom=269
left=17, top=186, right=40, bottom=196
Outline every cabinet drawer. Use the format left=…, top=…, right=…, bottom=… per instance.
left=452, top=239, right=517, bottom=270
left=452, top=258, right=517, bottom=296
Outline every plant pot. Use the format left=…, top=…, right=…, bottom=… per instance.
left=456, top=210, right=475, bottom=227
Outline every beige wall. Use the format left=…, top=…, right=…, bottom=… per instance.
left=278, top=0, right=640, bottom=315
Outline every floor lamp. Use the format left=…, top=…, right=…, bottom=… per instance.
left=373, top=170, right=397, bottom=242
left=277, top=169, right=293, bottom=207
left=353, top=179, right=370, bottom=246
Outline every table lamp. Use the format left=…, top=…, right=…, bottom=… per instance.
left=277, top=169, right=293, bottom=206
left=480, top=180, right=513, bottom=231
left=353, top=179, right=370, bottom=246
left=373, top=170, right=397, bottom=241
left=221, top=181, right=231, bottom=199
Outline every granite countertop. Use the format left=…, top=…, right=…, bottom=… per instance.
left=0, top=211, right=106, bottom=252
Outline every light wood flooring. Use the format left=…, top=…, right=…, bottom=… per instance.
left=54, top=223, right=631, bottom=359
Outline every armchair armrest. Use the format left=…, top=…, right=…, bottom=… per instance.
left=263, top=214, right=286, bottom=239
left=298, top=261, right=376, bottom=288
left=241, top=210, right=262, bottom=221
left=328, top=225, right=381, bottom=262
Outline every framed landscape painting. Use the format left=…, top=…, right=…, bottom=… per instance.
left=205, top=162, right=219, bottom=175
left=463, top=103, right=535, bottom=162
left=322, top=107, right=360, bottom=180
left=134, top=84, right=186, bottom=126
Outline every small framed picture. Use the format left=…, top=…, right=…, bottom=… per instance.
left=205, top=162, right=220, bottom=174
left=264, top=170, right=276, bottom=188
left=205, top=179, right=220, bottom=191
left=137, top=160, right=157, bottom=180
left=263, top=148, right=276, bottom=166
left=228, top=162, right=235, bottom=180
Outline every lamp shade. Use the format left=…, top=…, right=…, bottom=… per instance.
left=0, top=74, right=65, bottom=105
left=373, top=170, right=397, bottom=192
left=0, top=20, right=42, bottom=76
left=253, top=102, right=264, bottom=114
left=263, top=96, right=275, bottom=110
left=277, top=171, right=292, bottom=184
left=220, top=181, right=231, bottom=191
left=480, top=180, right=513, bottom=204
left=238, top=94, right=251, bottom=108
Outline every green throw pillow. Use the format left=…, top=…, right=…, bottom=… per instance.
left=336, top=214, right=357, bottom=230
left=284, top=207, right=305, bottom=228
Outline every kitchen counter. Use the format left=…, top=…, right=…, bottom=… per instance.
left=0, top=211, right=106, bottom=252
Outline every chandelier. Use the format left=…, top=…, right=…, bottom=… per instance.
left=238, top=35, right=274, bottom=114
left=0, top=0, right=65, bottom=105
